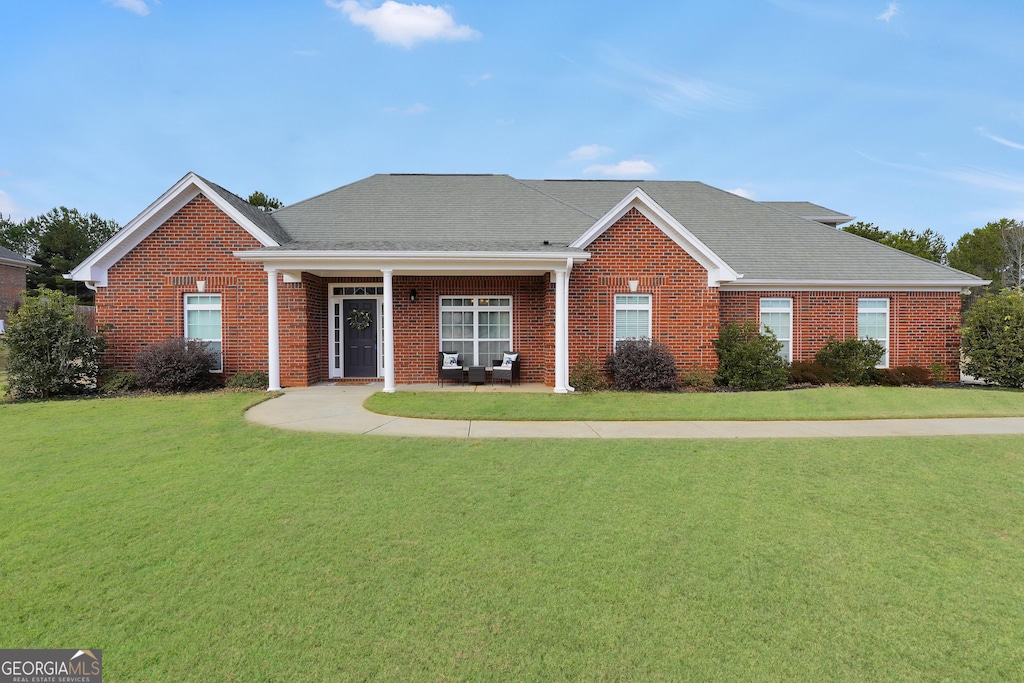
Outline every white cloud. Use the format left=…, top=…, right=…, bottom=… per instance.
left=583, top=160, right=658, bottom=178
left=295, top=49, right=320, bottom=58
left=877, top=2, right=899, bottom=22
left=728, top=187, right=756, bottom=199
left=104, top=0, right=152, bottom=16
left=384, top=102, right=431, bottom=115
left=470, top=73, right=493, bottom=86
left=978, top=127, right=1024, bottom=151
left=569, top=144, right=613, bottom=161
left=327, top=0, right=481, bottom=49
left=600, top=56, right=750, bottom=118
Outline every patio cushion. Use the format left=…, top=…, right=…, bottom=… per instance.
left=500, top=352, right=519, bottom=368
left=442, top=352, right=461, bottom=368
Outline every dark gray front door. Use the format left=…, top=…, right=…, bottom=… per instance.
left=343, top=299, right=378, bottom=377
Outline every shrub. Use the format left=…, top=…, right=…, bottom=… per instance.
left=713, top=321, right=788, bottom=390
left=226, top=370, right=269, bottom=390
left=134, top=338, right=216, bottom=392
left=605, top=338, right=678, bottom=391
left=961, top=289, right=1024, bottom=387
left=101, top=370, right=138, bottom=393
left=789, top=361, right=832, bottom=385
left=569, top=356, right=608, bottom=393
left=0, top=288, right=104, bottom=399
left=873, top=366, right=934, bottom=387
left=679, top=366, right=715, bottom=391
left=929, top=362, right=949, bottom=384
left=814, top=337, right=886, bottom=385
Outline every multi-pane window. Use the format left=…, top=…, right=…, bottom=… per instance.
left=439, top=297, right=512, bottom=366
left=760, top=298, right=792, bottom=362
left=184, top=293, right=222, bottom=372
left=858, top=298, right=889, bottom=367
left=614, top=294, right=651, bottom=345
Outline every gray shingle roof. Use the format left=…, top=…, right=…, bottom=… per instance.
left=261, top=174, right=983, bottom=285
left=759, top=201, right=854, bottom=225
left=197, top=175, right=292, bottom=246
left=0, top=245, right=34, bottom=267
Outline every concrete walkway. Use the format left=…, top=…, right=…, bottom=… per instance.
left=244, top=384, right=1024, bottom=439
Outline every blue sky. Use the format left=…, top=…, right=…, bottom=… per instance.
left=2, top=0, right=1023, bottom=243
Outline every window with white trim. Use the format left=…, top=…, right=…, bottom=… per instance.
left=760, top=298, right=792, bottom=363
left=439, top=297, right=512, bottom=366
left=858, top=298, right=889, bottom=367
left=614, top=294, right=651, bottom=346
left=185, top=293, right=222, bottom=372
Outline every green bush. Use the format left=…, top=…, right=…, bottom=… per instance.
left=135, top=338, right=216, bottom=393
left=101, top=370, right=138, bottom=393
left=814, top=337, right=886, bottom=385
left=713, top=321, right=788, bottom=390
left=569, top=356, right=608, bottom=393
left=929, top=362, right=949, bottom=384
left=226, top=370, right=269, bottom=390
left=605, top=338, right=678, bottom=392
left=789, top=361, right=832, bottom=385
left=961, top=289, right=1024, bottom=387
left=679, top=366, right=715, bottom=391
left=0, top=288, right=104, bottom=399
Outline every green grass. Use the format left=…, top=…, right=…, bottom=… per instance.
left=366, top=385, right=1024, bottom=421
left=2, top=393, right=1024, bottom=681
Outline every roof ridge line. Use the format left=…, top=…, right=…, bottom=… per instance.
left=511, top=178, right=602, bottom=221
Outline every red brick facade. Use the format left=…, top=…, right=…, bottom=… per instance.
left=719, top=290, right=963, bottom=381
left=95, top=196, right=965, bottom=386
left=568, top=207, right=720, bottom=375
left=0, top=262, right=29, bottom=321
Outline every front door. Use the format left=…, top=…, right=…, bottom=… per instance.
left=343, top=299, right=378, bottom=377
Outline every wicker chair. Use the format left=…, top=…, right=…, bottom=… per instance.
left=438, top=351, right=464, bottom=385
left=491, top=352, right=521, bottom=385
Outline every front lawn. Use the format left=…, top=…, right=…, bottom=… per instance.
left=366, top=384, right=1024, bottom=421
left=2, top=393, right=1023, bottom=680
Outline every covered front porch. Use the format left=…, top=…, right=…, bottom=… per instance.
left=235, top=248, right=588, bottom=393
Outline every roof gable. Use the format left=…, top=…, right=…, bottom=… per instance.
left=0, top=245, right=34, bottom=268
left=70, top=172, right=287, bottom=286
left=569, top=187, right=740, bottom=286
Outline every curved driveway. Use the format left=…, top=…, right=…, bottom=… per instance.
left=244, top=384, right=1024, bottom=439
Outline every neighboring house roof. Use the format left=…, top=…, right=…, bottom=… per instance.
left=0, top=245, right=34, bottom=268
left=760, top=201, right=855, bottom=226
left=72, top=171, right=988, bottom=290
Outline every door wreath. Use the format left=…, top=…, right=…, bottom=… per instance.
left=347, top=308, right=372, bottom=331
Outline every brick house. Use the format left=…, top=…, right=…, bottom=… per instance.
left=0, top=246, right=34, bottom=332
left=70, top=172, right=985, bottom=391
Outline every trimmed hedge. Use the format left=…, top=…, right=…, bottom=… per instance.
left=815, top=337, right=886, bottom=385
left=714, top=321, right=788, bottom=391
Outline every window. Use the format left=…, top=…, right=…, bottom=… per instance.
left=760, top=298, right=792, bottom=362
left=858, top=298, right=889, bottom=367
left=439, top=297, right=512, bottom=366
left=614, top=294, right=651, bottom=346
left=185, top=294, right=222, bottom=371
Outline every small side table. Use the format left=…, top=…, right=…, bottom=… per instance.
left=467, top=366, right=487, bottom=385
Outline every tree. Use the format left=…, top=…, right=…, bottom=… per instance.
left=247, top=191, right=283, bottom=212
left=1000, top=219, right=1024, bottom=290
left=1, top=288, right=104, bottom=398
left=961, top=289, right=1024, bottom=387
left=0, top=213, right=43, bottom=258
left=841, top=222, right=947, bottom=263
left=28, top=207, right=120, bottom=304
left=948, top=218, right=1024, bottom=292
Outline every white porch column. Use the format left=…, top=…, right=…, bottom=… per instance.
left=553, top=266, right=569, bottom=394
left=266, top=267, right=281, bottom=391
left=382, top=268, right=396, bottom=393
